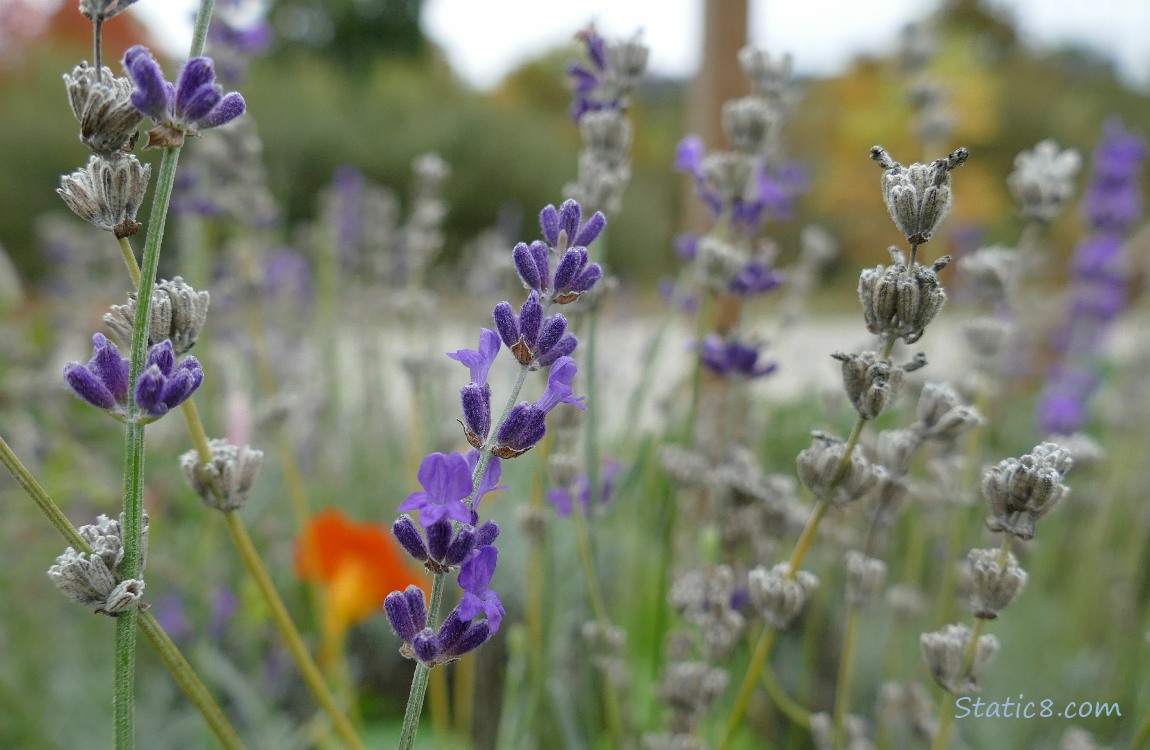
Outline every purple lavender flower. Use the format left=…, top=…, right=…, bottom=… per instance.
left=398, top=452, right=474, bottom=527
left=513, top=241, right=552, bottom=295
left=1037, top=118, right=1146, bottom=435
left=465, top=449, right=506, bottom=512
left=386, top=586, right=494, bottom=666
left=540, top=199, right=607, bottom=251
left=552, top=247, right=603, bottom=304
left=493, top=292, right=570, bottom=366
left=699, top=335, right=777, bottom=379
left=493, top=356, right=586, bottom=458
left=448, top=328, right=501, bottom=386
left=65, top=334, right=202, bottom=420
left=123, top=45, right=246, bottom=149
left=64, top=333, right=130, bottom=414
left=729, top=261, right=784, bottom=296
left=456, top=546, right=505, bottom=634
left=566, top=26, right=647, bottom=121
left=134, top=340, right=204, bottom=418
left=385, top=585, right=429, bottom=644
left=546, top=457, right=623, bottom=516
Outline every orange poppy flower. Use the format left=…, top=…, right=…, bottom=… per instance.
left=295, top=508, right=427, bottom=643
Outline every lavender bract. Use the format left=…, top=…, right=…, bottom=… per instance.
left=123, top=45, right=246, bottom=149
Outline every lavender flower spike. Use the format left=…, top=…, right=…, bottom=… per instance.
left=64, top=333, right=131, bottom=415
left=123, top=45, right=246, bottom=149
left=539, top=199, right=606, bottom=251
left=398, top=452, right=474, bottom=527
left=133, top=340, right=204, bottom=420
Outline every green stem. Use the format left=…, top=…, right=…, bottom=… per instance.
left=831, top=605, right=862, bottom=750
left=0, top=437, right=245, bottom=748
left=717, top=627, right=777, bottom=750
left=222, top=511, right=364, bottom=750
left=760, top=654, right=811, bottom=730
left=584, top=308, right=601, bottom=507
left=117, top=236, right=140, bottom=287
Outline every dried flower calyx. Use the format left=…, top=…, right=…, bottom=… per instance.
left=748, top=563, right=819, bottom=630
left=64, top=62, right=143, bottom=154
left=797, top=431, right=879, bottom=506
left=982, top=442, right=1072, bottom=540
left=57, top=153, right=151, bottom=238
left=833, top=350, right=926, bottom=420
left=967, top=548, right=1027, bottom=619
left=920, top=623, right=998, bottom=695
left=180, top=439, right=264, bottom=511
left=105, top=277, right=210, bottom=356
left=47, top=513, right=148, bottom=616
left=871, top=145, right=968, bottom=245
left=859, top=247, right=951, bottom=344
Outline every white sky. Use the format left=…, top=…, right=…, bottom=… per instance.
left=134, top=0, right=1150, bottom=91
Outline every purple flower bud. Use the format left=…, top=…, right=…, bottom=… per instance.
left=425, top=520, right=452, bottom=562
left=553, top=248, right=587, bottom=292
left=519, top=291, right=543, bottom=347
left=559, top=200, right=582, bottom=245
left=494, top=403, right=547, bottom=457
left=534, top=315, right=568, bottom=359
left=443, top=526, right=477, bottom=567
left=435, top=610, right=469, bottom=653
left=392, top=515, right=429, bottom=562
left=460, top=383, right=492, bottom=448
left=476, top=520, right=500, bottom=547
left=385, top=587, right=426, bottom=642
left=540, top=204, right=562, bottom=247
left=528, top=241, right=551, bottom=293
left=537, top=334, right=578, bottom=367
left=513, top=242, right=544, bottom=292
left=412, top=628, right=439, bottom=663
left=570, top=264, right=603, bottom=294
left=133, top=340, right=204, bottom=419
left=573, top=211, right=606, bottom=248
left=492, top=302, right=520, bottom=350
left=64, top=333, right=131, bottom=413
left=440, top=620, right=492, bottom=658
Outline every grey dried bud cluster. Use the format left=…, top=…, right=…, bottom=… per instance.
left=64, top=62, right=142, bottom=154
left=873, top=428, right=921, bottom=475
left=105, top=277, right=210, bottom=356
left=47, top=513, right=148, bottom=615
left=568, top=110, right=633, bottom=214
left=722, top=97, right=772, bottom=154
left=736, top=46, right=793, bottom=110
left=871, top=145, right=968, bottom=245
left=581, top=621, right=631, bottom=688
left=659, top=444, right=711, bottom=487
left=180, top=439, right=264, bottom=511
left=920, top=623, right=999, bottom=695
left=915, top=381, right=983, bottom=441
left=58, top=154, right=151, bottom=238
left=694, top=235, right=748, bottom=292
left=859, top=248, right=950, bottom=344
left=669, top=567, right=746, bottom=661
left=967, top=548, right=1028, bottom=619
left=878, top=681, right=937, bottom=744
left=983, top=442, right=1073, bottom=540
left=845, top=551, right=888, bottom=608
left=833, top=350, right=926, bottom=421
left=79, top=0, right=140, bottom=22
left=797, top=432, right=879, bottom=506
left=809, top=712, right=871, bottom=750
left=747, top=563, right=819, bottom=630
left=962, top=317, right=1011, bottom=362
left=959, top=245, right=1016, bottom=305
left=702, top=152, right=756, bottom=207
left=1007, top=139, right=1082, bottom=222
left=655, top=661, right=728, bottom=734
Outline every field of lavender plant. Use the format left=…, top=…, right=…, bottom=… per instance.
left=1, top=1, right=1148, bottom=749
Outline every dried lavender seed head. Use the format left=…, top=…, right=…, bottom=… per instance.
left=695, top=236, right=749, bottom=292
left=656, top=661, right=729, bottom=734
left=747, top=563, right=819, bottom=630
left=962, top=317, right=1011, bottom=362
left=179, top=439, right=264, bottom=511
left=859, top=249, right=950, bottom=344
left=701, top=152, right=757, bottom=208
left=737, top=46, right=793, bottom=106
left=47, top=512, right=148, bottom=615
left=79, top=0, right=140, bottom=22
left=845, top=551, right=888, bottom=608
left=878, top=681, right=938, bottom=744
left=871, top=145, right=968, bottom=244
left=916, top=381, right=983, bottom=441
left=959, top=245, right=1016, bottom=305
left=64, top=62, right=143, bottom=154
left=983, top=442, right=1072, bottom=540
left=1007, top=139, right=1082, bottom=222
left=104, top=277, right=210, bottom=355
left=722, top=97, right=772, bottom=154
left=920, top=623, right=999, bottom=695
left=967, top=548, right=1028, bottom=619
left=873, top=428, right=922, bottom=475
left=833, top=350, right=916, bottom=420
left=810, top=712, right=871, bottom=750
left=887, top=584, right=928, bottom=621
left=659, top=445, right=711, bottom=487
left=58, top=153, right=151, bottom=238
left=797, top=431, right=879, bottom=506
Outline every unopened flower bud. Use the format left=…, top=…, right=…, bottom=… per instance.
left=180, top=439, right=264, bottom=511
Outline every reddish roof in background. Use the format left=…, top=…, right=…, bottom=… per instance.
left=0, top=0, right=158, bottom=75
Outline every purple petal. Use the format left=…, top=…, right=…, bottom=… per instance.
left=134, top=364, right=167, bottom=416
left=459, top=546, right=498, bottom=594
left=519, top=292, right=543, bottom=346
left=536, top=356, right=585, bottom=413
left=492, top=302, right=519, bottom=349
left=64, top=362, right=117, bottom=410
left=198, top=92, right=246, bottom=129
left=177, top=83, right=223, bottom=124
left=513, top=242, right=542, bottom=291
left=540, top=204, right=561, bottom=247
left=392, top=515, right=429, bottom=561
left=570, top=264, right=602, bottom=294
left=529, top=241, right=551, bottom=293
left=447, top=328, right=500, bottom=385
left=573, top=211, right=606, bottom=247
left=123, top=45, right=170, bottom=121
left=146, top=339, right=175, bottom=376
left=674, top=135, right=705, bottom=175
left=553, top=248, right=588, bottom=292
left=175, top=58, right=216, bottom=109
left=385, top=591, right=419, bottom=642
left=90, top=333, right=130, bottom=403
left=536, top=334, right=578, bottom=367
left=558, top=200, right=582, bottom=245
left=534, top=315, right=567, bottom=358
left=465, top=450, right=507, bottom=510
